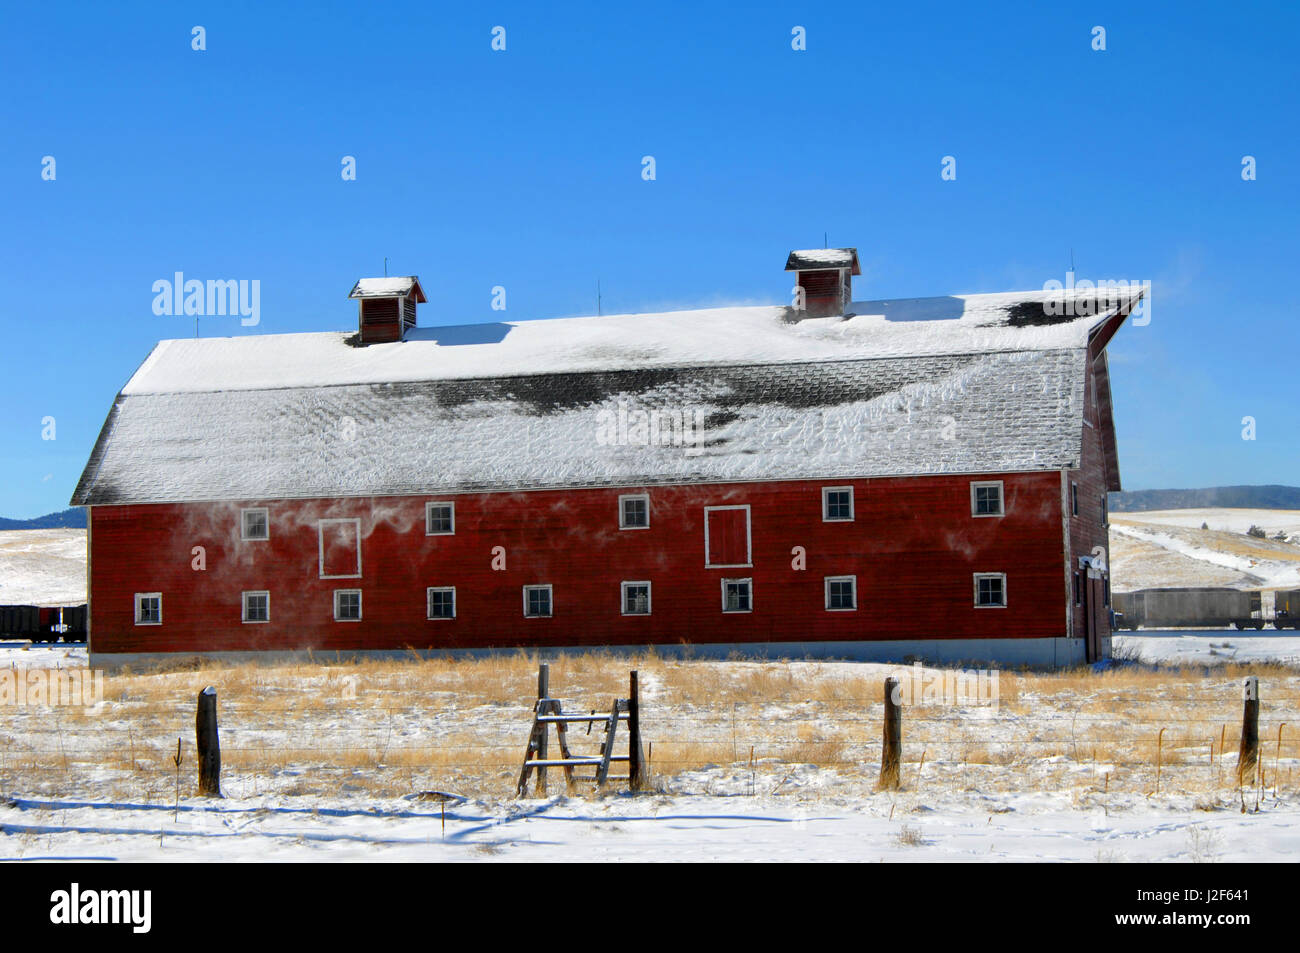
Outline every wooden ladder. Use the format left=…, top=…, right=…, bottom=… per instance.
left=516, top=665, right=646, bottom=797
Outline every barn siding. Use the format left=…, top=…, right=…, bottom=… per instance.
left=87, top=471, right=1069, bottom=656
left=1066, top=356, right=1115, bottom=660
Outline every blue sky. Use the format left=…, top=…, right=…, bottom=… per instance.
left=2, top=1, right=1296, bottom=518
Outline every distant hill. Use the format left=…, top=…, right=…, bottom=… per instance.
left=1110, top=485, right=1300, bottom=513
left=0, top=508, right=87, bottom=530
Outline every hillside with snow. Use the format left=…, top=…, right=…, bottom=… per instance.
left=1109, top=509, right=1300, bottom=592
left=0, top=528, right=87, bottom=605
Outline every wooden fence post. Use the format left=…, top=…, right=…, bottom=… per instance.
left=879, top=677, right=901, bottom=790
left=536, top=663, right=549, bottom=796
left=628, top=670, right=643, bottom=791
left=1237, top=675, right=1259, bottom=789
left=196, top=686, right=221, bottom=797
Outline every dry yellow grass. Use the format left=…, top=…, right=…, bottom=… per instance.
left=2, top=653, right=1298, bottom=805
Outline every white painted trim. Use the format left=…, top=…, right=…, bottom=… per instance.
left=973, top=572, right=1007, bottom=608
left=523, top=584, right=553, bottom=618
left=240, top=506, right=270, bottom=540
left=618, top=493, right=651, bottom=530
left=241, top=590, right=270, bottom=623
left=821, top=485, right=854, bottom=522
left=620, top=580, right=652, bottom=615
left=318, top=518, right=362, bottom=579
left=426, top=586, right=456, bottom=620
left=704, top=504, right=752, bottom=568
left=133, top=592, right=162, bottom=626
left=425, top=501, right=456, bottom=536
left=824, top=575, right=857, bottom=611
left=721, top=577, right=753, bottom=613
left=970, top=480, right=1004, bottom=517
left=333, top=588, right=362, bottom=622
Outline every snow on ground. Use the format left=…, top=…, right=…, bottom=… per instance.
left=1117, top=509, right=1300, bottom=537
left=3, top=642, right=1299, bottom=863
left=1116, top=631, right=1300, bottom=666
left=1109, top=510, right=1300, bottom=592
left=0, top=529, right=86, bottom=606
left=4, top=790, right=1296, bottom=863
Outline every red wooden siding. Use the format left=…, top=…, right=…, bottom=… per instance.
left=359, top=298, right=402, bottom=343
left=86, top=469, right=1079, bottom=656
left=705, top=507, right=750, bottom=567
left=1067, top=355, right=1115, bottom=660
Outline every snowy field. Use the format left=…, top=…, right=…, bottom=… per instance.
left=1109, top=510, right=1300, bottom=591
left=3, top=642, right=1299, bottom=863
left=0, top=529, right=86, bottom=605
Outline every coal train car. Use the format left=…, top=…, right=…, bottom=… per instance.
left=1112, top=588, right=1264, bottom=630
left=1274, top=589, right=1300, bottom=629
left=0, top=604, right=88, bottom=642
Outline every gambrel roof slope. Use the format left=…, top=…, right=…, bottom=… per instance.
left=72, top=289, right=1140, bottom=505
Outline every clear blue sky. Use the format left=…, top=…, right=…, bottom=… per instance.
left=2, top=1, right=1296, bottom=518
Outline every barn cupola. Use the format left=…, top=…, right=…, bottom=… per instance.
left=348, top=276, right=427, bottom=344
left=785, top=248, right=860, bottom=317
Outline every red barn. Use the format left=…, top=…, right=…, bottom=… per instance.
left=72, top=252, right=1141, bottom=668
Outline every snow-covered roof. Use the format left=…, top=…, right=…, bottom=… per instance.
left=785, top=248, right=860, bottom=272
left=348, top=276, right=425, bottom=300
left=73, top=288, right=1139, bottom=505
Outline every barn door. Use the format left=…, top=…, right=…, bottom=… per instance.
left=704, top=506, right=751, bottom=568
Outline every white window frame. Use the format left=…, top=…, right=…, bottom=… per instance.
left=620, top=580, right=652, bottom=616
left=134, top=592, right=162, bottom=626
left=241, top=590, right=270, bottom=624
left=318, top=518, right=362, bottom=579
left=721, top=577, right=753, bottom=614
left=425, top=501, right=455, bottom=536
left=523, top=584, right=553, bottom=619
left=333, top=588, right=362, bottom=622
left=704, top=504, right=752, bottom=568
left=970, top=481, right=1005, bottom=518
left=824, top=575, right=858, bottom=611
left=426, top=586, right=456, bottom=620
left=618, top=493, right=650, bottom=530
left=241, top=507, right=270, bottom=541
left=821, top=486, right=855, bottom=522
left=973, top=573, right=1007, bottom=609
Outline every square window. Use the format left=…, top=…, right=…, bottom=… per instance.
left=974, top=574, right=1006, bottom=608
left=825, top=576, right=857, bottom=611
left=241, top=507, right=269, bottom=540
left=134, top=593, right=162, bottom=625
left=523, top=585, right=552, bottom=618
left=242, top=591, right=269, bottom=623
left=334, top=589, right=362, bottom=621
left=427, top=587, right=456, bottom=620
left=822, top=487, right=854, bottom=522
left=426, top=502, right=455, bottom=535
left=621, top=581, right=651, bottom=615
left=971, top=482, right=1004, bottom=517
left=722, top=578, right=752, bottom=613
left=619, top=494, right=649, bottom=529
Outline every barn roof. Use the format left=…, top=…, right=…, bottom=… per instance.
left=785, top=248, right=861, bottom=273
left=72, top=287, right=1141, bottom=505
left=348, top=276, right=426, bottom=301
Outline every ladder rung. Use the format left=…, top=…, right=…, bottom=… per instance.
left=536, top=714, right=630, bottom=723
